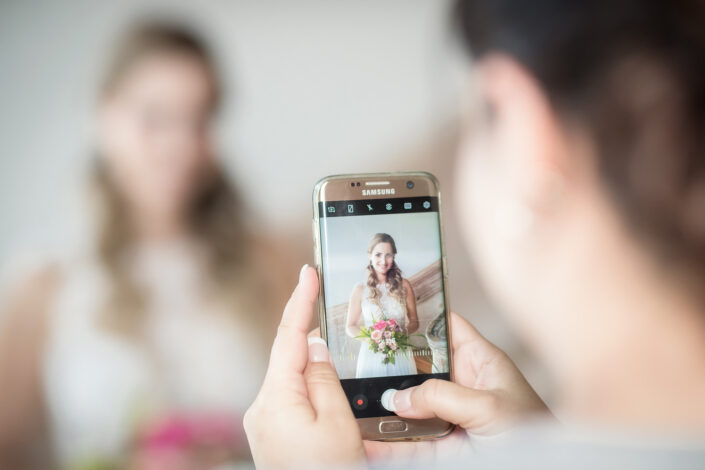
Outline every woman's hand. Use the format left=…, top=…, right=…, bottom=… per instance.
left=244, top=266, right=365, bottom=469
left=365, top=312, right=551, bottom=461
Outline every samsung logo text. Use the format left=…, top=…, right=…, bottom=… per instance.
left=362, top=189, right=395, bottom=196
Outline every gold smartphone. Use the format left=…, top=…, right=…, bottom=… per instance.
left=312, top=172, right=454, bottom=441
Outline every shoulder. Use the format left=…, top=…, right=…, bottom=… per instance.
left=350, top=283, right=365, bottom=298
left=0, top=259, right=63, bottom=335
left=401, top=278, right=414, bottom=291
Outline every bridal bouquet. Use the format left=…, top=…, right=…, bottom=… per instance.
left=357, top=318, right=416, bottom=365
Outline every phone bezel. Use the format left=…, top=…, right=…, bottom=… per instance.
left=312, top=171, right=455, bottom=441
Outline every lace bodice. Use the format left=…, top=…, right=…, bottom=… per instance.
left=360, top=283, right=406, bottom=327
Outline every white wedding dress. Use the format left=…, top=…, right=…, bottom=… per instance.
left=355, top=284, right=417, bottom=378
left=37, top=240, right=266, bottom=467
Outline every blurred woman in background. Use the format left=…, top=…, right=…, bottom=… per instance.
left=0, top=22, right=286, bottom=469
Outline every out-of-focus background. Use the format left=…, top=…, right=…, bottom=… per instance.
left=0, top=1, right=548, bottom=468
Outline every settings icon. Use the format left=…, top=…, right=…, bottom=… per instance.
left=385, top=203, right=392, bottom=211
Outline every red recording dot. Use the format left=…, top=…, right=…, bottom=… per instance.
left=357, top=399, right=364, bottom=405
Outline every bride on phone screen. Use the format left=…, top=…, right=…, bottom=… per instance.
left=346, top=233, right=419, bottom=378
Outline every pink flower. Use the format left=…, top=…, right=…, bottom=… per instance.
left=384, top=331, right=392, bottom=338
left=373, top=320, right=388, bottom=330
left=371, top=330, right=382, bottom=341
left=388, top=318, right=398, bottom=327
left=390, top=343, right=397, bottom=351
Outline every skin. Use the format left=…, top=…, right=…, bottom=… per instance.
left=459, top=55, right=705, bottom=428
left=345, top=242, right=419, bottom=338
left=0, top=52, right=219, bottom=468
left=246, top=52, right=705, bottom=468
left=98, top=52, right=216, bottom=240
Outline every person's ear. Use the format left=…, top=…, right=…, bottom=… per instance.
left=478, top=54, right=573, bottom=216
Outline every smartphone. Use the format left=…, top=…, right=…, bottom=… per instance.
left=312, top=172, right=454, bottom=441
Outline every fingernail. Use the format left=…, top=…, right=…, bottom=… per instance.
left=393, top=388, right=412, bottom=412
left=381, top=389, right=397, bottom=412
left=307, top=336, right=329, bottom=363
left=299, top=264, right=309, bottom=284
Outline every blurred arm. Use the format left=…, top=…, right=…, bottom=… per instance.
left=0, top=266, right=57, bottom=469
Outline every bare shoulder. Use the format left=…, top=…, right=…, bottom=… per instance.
left=402, top=278, right=414, bottom=291
left=350, top=283, right=365, bottom=299
left=0, top=261, right=62, bottom=335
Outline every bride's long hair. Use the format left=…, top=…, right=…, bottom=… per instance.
left=366, top=233, right=406, bottom=309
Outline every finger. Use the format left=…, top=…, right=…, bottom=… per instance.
left=307, top=327, right=335, bottom=366
left=308, top=327, right=321, bottom=338
left=265, top=265, right=319, bottom=382
left=304, top=338, right=354, bottom=419
left=389, top=379, right=498, bottom=432
left=450, top=312, right=499, bottom=353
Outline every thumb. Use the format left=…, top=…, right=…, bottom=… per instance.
left=388, top=379, right=501, bottom=433
left=304, top=338, right=355, bottom=419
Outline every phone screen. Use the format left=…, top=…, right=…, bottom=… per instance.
left=318, top=195, right=450, bottom=418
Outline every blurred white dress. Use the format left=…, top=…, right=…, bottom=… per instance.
left=41, top=240, right=266, bottom=467
left=355, top=283, right=417, bottom=378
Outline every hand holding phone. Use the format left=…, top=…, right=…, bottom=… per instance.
left=243, top=266, right=366, bottom=470
left=364, top=312, right=551, bottom=460
left=244, top=172, right=548, bottom=466
left=244, top=268, right=548, bottom=468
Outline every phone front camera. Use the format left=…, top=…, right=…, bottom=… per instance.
left=406, top=181, right=414, bottom=189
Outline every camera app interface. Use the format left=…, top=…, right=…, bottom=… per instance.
left=319, top=195, right=450, bottom=413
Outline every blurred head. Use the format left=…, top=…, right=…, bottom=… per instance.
left=452, top=1, right=705, bottom=356
left=366, top=233, right=405, bottom=305
left=92, top=22, right=247, bottom=333
left=96, top=22, right=220, bottom=229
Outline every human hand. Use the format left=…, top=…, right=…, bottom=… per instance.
left=244, top=266, right=365, bottom=469
left=366, top=312, right=551, bottom=461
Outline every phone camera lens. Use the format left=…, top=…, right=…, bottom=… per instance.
left=406, top=181, right=414, bottom=189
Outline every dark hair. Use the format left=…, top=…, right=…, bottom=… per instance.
left=454, top=0, right=705, bottom=275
